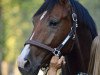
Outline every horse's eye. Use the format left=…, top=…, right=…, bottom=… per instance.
left=49, top=20, right=59, bottom=27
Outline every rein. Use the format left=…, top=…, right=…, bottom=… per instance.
left=25, top=10, right=78, bottom=57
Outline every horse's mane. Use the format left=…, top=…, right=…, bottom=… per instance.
left=34, top=0, right=98, bottom=39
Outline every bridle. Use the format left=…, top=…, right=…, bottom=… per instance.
left=25, top=10, right=78, bottom=57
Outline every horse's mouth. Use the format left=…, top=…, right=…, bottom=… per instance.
left=18, top=66, right=40, bottom=75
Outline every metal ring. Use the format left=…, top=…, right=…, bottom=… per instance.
left=72, top=13, right=77, bottom=22
left=53, top=48, right=61, bottom=56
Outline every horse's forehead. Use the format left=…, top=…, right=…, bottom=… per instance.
left=49, top=4, right=66, bottom=18
left=33, top=4, right=66, bottom=22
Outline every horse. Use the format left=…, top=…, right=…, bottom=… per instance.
left=17, top=0, right=98, bottom=75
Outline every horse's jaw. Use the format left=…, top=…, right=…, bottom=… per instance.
left=18, top=66, right=40, bottom=75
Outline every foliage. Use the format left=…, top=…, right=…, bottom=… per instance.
left=1, top=0, right=44, bottom=62
left=80, top=0, right=100, bottom=32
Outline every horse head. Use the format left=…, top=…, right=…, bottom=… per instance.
left=17, top=0, right=75, bottom=74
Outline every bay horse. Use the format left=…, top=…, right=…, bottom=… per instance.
left=17, top=0, right=98, bottom=75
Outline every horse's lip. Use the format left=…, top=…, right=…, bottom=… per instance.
left=18, top=66, right=39, bottom=75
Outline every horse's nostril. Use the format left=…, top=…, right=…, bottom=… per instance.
left=24, top=60, right=31, bottom=71
left=24, top=60, right=30, bottom=68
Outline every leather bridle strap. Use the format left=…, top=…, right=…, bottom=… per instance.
left=25, top=40, right=54, bottom=52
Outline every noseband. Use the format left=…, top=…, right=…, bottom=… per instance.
left=25, top=10, right=78, bottom=57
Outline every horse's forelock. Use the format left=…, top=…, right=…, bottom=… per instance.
left=34, top=0, right=60, bottom=16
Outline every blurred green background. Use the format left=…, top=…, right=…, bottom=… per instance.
left=0, top=0, right=99, bottom=75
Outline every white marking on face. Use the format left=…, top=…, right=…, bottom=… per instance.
left=30, top=32, right=35, bottom=40
left=18, top=10, right=48, bottom=68
left=17, top=44, right=30, bottom=68
left=40, top=11, right=47, bottom=20
left=18, top=31, right=36, bottom=68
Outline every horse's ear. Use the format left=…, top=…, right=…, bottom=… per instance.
left=59, top=0, right=68, bottom=5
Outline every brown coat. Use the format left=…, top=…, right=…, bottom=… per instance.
left=88, top=35, right=100, bottom=75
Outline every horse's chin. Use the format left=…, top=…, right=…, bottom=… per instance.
left=18, top=67, right=39, bottom=75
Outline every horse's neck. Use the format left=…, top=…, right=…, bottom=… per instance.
left=63, top=24, right=93, bottom=75
left=77, top=24, right=93, bottom=70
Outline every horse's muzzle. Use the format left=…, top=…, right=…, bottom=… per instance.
left=18, top=65, right=39, bottom=75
